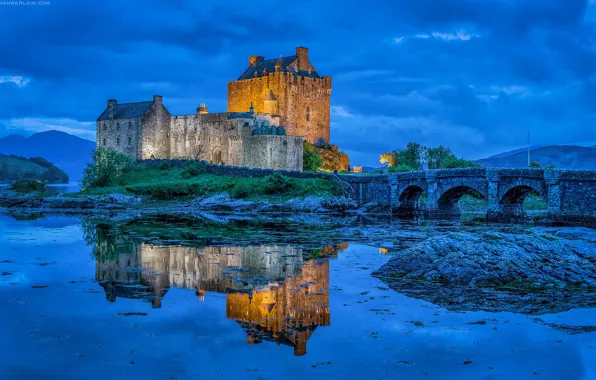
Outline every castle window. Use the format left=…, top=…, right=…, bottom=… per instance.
left=128, top=121, right=131, bottom=128
left=116, top=137, right=120, bottom=146
left=116, top=122, right=120, bottom=130
left=103, top=122, right=107, bottom=131
left=306, top=107, right=311, bottom=122
left=128, top=137, right=132, bottom=146
left=103, top=138, right=106, bottom=145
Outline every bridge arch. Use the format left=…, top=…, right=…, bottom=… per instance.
left=396, top=185, right=426, bottom=213
left=437, top=185, right=486, bottom=212
left=499, top=181, right=547, bottom=205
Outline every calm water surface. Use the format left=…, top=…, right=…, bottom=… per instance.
left=0, top=214, right=595, bottom=379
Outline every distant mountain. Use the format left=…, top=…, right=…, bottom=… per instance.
left=0, top=131, right=95, bottom=181
left=478, top=145, right=596, bottom=170
left=486, top=145, right=547, bottom=159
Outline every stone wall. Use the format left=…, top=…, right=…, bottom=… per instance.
left=228, top=72, right=332, bottom=143
left=96, top=117, right=142, bottom=159
left=243, top=135, right=303, bottom=171
left=140, top=98, right=172, bottom=160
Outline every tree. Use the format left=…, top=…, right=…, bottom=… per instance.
left=529, top=160, right=542, bottom=168
left=398, top=142, right=425, bottom=170
left=425, top=145, right=453, bottom=169
left=380, top=151, right=398, bottom=167
left=0, top=162, right=8, bottom=182
left=81, top=148, right=134, bottom=189
left=303, top=141, right=323, bottom=172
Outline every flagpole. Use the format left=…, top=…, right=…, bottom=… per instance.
left=527, top=128, right=531, bottom=167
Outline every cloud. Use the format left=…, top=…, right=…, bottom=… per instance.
left=0, top=75, right=30, bottom=87
left=2, top=118, right=96, bottom=140
left=0, top=0, right=595, bottom=164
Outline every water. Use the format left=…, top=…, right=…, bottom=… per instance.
left=0, top=182, right=81, bottom=194
left=0, top=214, right=595, bottom=379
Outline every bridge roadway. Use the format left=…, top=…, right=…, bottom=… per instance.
left=340, top=168, right=596, bottom=224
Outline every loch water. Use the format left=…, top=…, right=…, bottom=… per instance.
left=0, top=214, right=595, bottom=380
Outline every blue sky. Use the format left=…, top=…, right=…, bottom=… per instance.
left=1, top=0, right=596, bottom=166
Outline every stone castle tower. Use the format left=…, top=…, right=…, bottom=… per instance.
left=228, top=47, right=332, bottom=144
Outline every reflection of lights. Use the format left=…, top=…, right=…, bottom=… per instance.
left=379, top=247, right=389, bottom=254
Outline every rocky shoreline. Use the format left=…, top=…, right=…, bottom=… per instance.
left=0, top=190, right=385, bottom=216
left=373, top=228, right=596, bottom=314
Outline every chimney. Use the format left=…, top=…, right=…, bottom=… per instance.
left=249, top=55, right=264, bottom=67
left=107, top=99, right=116, bottom=120
left=153, top=95, right=162, bottom=104
left=296, top=47, right=309, bottom=71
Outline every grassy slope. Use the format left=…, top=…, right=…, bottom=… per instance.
left=72, top=167, right=343, bottom=201
left=0, top=155, right=47, bottom=177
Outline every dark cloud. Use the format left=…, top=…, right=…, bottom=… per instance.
left=1, top=0, right=596, bottom=164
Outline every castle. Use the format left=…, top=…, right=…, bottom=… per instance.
left=96, top=47, right=331, bottom=171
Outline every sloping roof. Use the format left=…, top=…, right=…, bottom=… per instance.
left=97, top=101, right=154, bottom=121
left=237, top=55, right=320, bottom=80
left=264, top=90, right=277, bottom=101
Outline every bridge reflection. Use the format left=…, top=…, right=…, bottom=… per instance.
left=93, top=229, right=346, bottom=356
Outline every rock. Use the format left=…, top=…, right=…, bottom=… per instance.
left=190, top=193, right=258, bottom=211
left=321, top=196, right=358, bottom=212
left=283, top=196, right=325, bottom=212
left=99, top=193, right=142, bottom=206
left=373, top=230, right=596, bottom=314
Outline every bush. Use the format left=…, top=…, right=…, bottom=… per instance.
left=231, top=181, right=252, bottom=198
left=442, top=156, right=482, bottom=169
left=81, top=148, right=134, bottom=189
left=10, top=179, right=46, bottom=193
left=181, top=161, right=207, bottom=179
left=159, top=161, right=171, bottom=170
left=529, top=160, right=542, bottom=168
left=303, top=141, right=323, bottom=172
left=386, top=164, right=416, bottom=173
left=263, top=173, right=295, bottom=194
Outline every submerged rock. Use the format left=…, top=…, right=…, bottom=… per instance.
left=373, top=230, right=596, bottom=314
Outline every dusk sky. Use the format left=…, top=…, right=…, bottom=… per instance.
left=1, top=0, right=596, bottom=166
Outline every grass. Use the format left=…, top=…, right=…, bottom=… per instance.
left=71, top=166, right=344, bottom=201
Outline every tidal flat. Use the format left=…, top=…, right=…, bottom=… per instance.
left=1, top=213, right=595, bottom=379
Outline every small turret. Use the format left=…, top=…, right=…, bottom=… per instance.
left=197, top=102, right=208, bottom=115
left=263, top=90, right=278, bottom=115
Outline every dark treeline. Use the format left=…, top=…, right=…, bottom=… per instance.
left=0, top=153, right=69, bottom=183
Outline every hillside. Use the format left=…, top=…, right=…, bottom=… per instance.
left=478, top=145, right=596, bottom=170
left=0, top=153, right=69, bottom=183
left=0, top=131, right=95, bottom=180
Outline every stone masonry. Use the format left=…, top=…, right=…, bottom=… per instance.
left=228, top=47, right=332, bottom=144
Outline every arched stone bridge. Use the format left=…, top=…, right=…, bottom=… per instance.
left=341, top=168, right=596, bottom=224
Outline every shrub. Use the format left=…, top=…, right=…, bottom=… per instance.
left=10, top=179, right=46, bottom=193
left=442, top=156, right=482, bottom=169
left=303, top=141, right=323, bottom=172
left=529, top=160, right=542, bottom=168
left=263, top=173, right=294, bottom=194
left=159, top=161, right=171, bottom=170
left=386, top=164, right=416, bottom=173
left=81, top=148, right=134, bottom=189
left=231, top=181, right=252, bottom=198
left=181, top=161, right=207, bottom=179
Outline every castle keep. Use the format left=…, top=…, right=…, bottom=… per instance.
left=228, top=47, right=331, bottom=143
left=96, top=46, right=331, bottom=171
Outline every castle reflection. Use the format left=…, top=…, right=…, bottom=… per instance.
left=92, top=227, right=346, bottom=356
